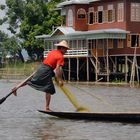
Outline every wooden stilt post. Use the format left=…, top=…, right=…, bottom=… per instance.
left=136, top=56, right=139, bottom=85
left=68, top=58, right=71, bottom=81
left=115, top=56, right=117, bottom=72
left=77, top=57, right=79, bottom=81
left=106, top=39, right=109, bottom=82
left=95, top=40, right=98, bottom=81
left=125, top=55, right=128, bottom=82
left=87, top=57, right=89, bottom=81
left=130, top=47, right=137, bottom=87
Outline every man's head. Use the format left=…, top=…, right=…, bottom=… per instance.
left=55, top=40, right=70, bottom=54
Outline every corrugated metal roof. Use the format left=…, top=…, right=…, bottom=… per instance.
left=88, top=0, right=101, bottom=2
left=51, top=26, right=75, bottom=35
left=35, top=27, right=130, bottom=39
left=57, top=0, right=101, bottom=7
left=53, top=27, right=130, bottom=36
left=68, top=28, right=129, bottom=39
left=35, top=27, right=75, bottom=39
left=35, top=34, right=50, bottom=39
left=70, top=28, right=130, bottom=36
left=57, top=0, right=89, bottom=8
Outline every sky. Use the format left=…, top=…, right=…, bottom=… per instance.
left=0, top=0, right=12, bottom=36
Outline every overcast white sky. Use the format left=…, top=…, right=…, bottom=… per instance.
left=0, top=0, right=12, bottom=36
left=0, top=0, right=6, bottom=5
left=0, top=0, right=6, bottom=19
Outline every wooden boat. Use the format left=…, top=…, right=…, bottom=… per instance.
left=38, top=110, right=140, bottom=123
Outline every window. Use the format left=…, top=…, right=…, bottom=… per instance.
left=69, top=40, right=74, bottom=49
left=78, top=40, right=87, bottom=49
left=68, top=9, right=73, bottom=27
left=131, top=3, right=140, bottom=21
left=118, top=39, right=124, bottom=48
left=98, top=11, right=103, bottom=23
left=88, top=7, right=94, bottom=24
left=108, top=10, right=114, bottom=22
left=108, top=39, right=113, bottom=49
left=103, top=10, right=108, bottom=23
left=117, top=3, right=124, bottom=22
left=97, top=6, right=103, bottom=23
left=127, top=34, right=139, bottom=47
left=77, top=8, right=86, bottom=19
left=107, top=4, right=115, bottom=22
left=88, top=7, right=97, bottom=24
left=88, top=39, right=96, bottom=49
left=89, top=12, right=94, bottom=24
left=131, top=35, right=139, bottom=47
left=98, top=39, right=104, bottom=49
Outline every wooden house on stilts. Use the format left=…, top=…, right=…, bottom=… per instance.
left=37, top=0, right=140, bottom=83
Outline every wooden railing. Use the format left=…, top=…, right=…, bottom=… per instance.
left=44, top=49, right=89, bottom=58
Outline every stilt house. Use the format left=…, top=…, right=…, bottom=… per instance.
left=37, top=0, right=140, bottom=82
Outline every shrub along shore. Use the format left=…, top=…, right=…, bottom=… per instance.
left=0, top=61, right=137, bottom=87
left=0, top=62, right=40, bottom=79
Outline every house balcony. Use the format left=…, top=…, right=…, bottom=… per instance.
left=44, top=49, right=89, bottom=58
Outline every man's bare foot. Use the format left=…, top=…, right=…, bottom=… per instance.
left=45, top=107, right=53, bottom=112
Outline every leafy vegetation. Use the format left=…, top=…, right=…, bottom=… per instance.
left=0, top=0, right=63, bottom=62
left=0, top=62, right=40, bottom=79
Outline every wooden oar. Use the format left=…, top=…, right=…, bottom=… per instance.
left=56, top=81, right=90, bottom=112
left=0, top=71, right=35, bottom=105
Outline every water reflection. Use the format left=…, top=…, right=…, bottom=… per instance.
left=36, top=117, right=140, bottom=140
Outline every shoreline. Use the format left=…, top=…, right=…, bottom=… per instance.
left=0, top=78, right=135, bottom=88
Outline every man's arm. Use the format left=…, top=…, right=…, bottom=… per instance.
left=54, top=65, right=64, bottom=86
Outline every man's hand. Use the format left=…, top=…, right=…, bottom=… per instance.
left=55, top=77, right=64, bottom=87
left=12, top=87, right=17, bottom=96
left=54, top=65, right=64, bottom=87
left=58, top=80, right=64, bottom=87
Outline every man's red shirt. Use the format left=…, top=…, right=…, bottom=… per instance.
left=43, top=50, right=64, bottom=69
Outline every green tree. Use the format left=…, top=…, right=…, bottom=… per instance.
left=0, top=30, right=25, bottom=63
left=1, top=0, right=63, bottom=61
left=0, top=31, right=8, bottom=57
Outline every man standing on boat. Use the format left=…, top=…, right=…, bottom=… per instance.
left=13, top=40, right=70, bottom=111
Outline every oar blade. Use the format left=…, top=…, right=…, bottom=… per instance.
left=0, top=91, right=13, bottom=105
left=60, top=85, right=90, bottom=112
left=0, top=72, right=35, bottom=105
left=76, top=107, right=90, bottom=112
left=0, top=97, right=6, bottom=104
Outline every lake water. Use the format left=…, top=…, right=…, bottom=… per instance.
left=0, top=80, right=140, bottom=140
